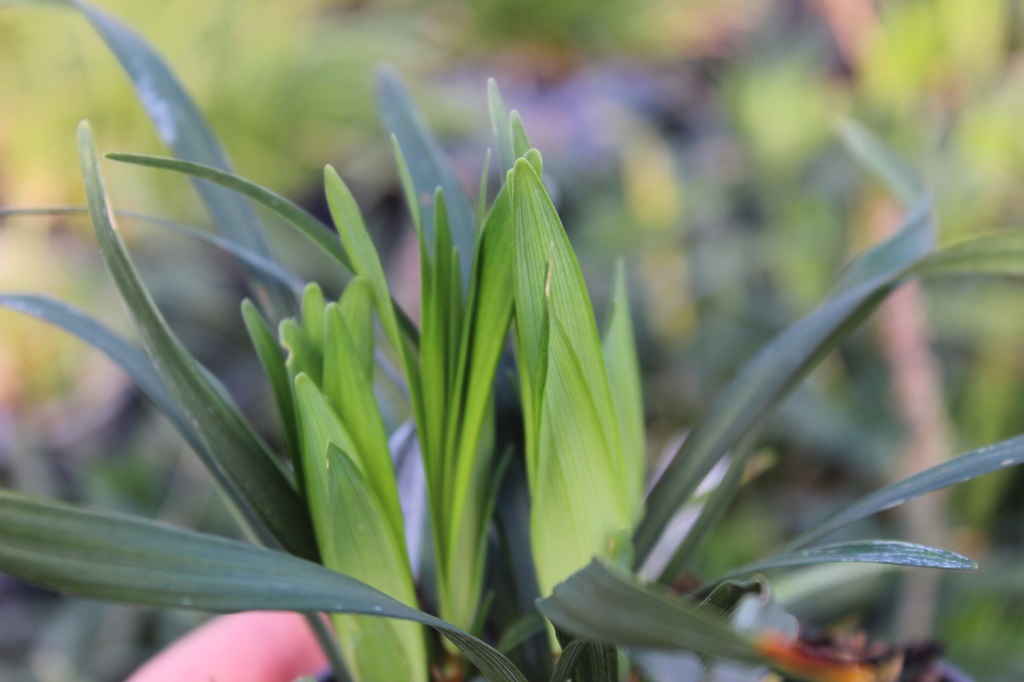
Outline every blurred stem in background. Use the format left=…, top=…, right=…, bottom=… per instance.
left=870, top=197, right=953, bottom=640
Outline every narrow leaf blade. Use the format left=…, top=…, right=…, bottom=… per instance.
left=538, top=561, right=758, bottom=661
left=79, top=121, right=316, bottom=559
left=376, top=67, right=475, bottom=285
left=61, top=0, right=292, bottom=316
left=0, top=490, right=525, bottom=682
left=787, top=434, right=1024, bottom=550
left=719, top=541, right=976, bottom=583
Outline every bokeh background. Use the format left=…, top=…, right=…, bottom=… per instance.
left=3, top=0, right=1024, bottom=679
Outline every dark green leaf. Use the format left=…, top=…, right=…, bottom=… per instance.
left=838, top=120, right=924, bottom=206
left=108, top=153, right=353, bottom=270
left=538, top=561, right=758, bottom=662
left=635, top=198, right=935, bottom=578
left=41, top=0, right=294, bottom=317
left=549, top=640, right=587, bottom=682
left=719, top=541, right=976, bottom=583
left=0, top=206, right=303, bottom=294
left=0, top=490, right=526, bottom=682
left=0, top=294, right=199, bottom=453
left=496, top=612, right=547, bottom=654
left=79, top=121, right=316, bottom=559
left=786, top=434, right=1024, bottom=550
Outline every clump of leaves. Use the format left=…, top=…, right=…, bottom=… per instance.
left=5, top=3, right=1024, bottom=681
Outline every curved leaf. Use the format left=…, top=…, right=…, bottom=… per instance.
left=0, top=490, right=526, bottom=682
left=636, top=197, right=935, bottom=578
left=717, top=541, right=976, bottom=583
left=538, top=561, right=757, bottom=662
left=0, top=293, right=211, bottom=450
left=0, top=206, right=304, bottom=294
left=786, top=434, right=1024, bottom=550
left=32, top=0, right=294, bottom=317
left=79, top=121, right=316, bottom=559
left=106, top=153, right=352, bottom=270
left=838, top=120, right=924, bottom=207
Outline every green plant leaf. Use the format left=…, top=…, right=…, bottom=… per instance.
left=376, top=67, right=474, bottom=286
left=496, top=612, right=547, bottom=654
left=510, top=111, right=532, bottom=161
left=488, top=79, right=515, bottom=174
left=78, top=121, right=316, bottom=559
left=0, top=294, right=197, bottom=451
left=336, top=278, right=376, bottom=379
left=786, top=434, right=1024, bottom=551
left=549, top=635, right=617, bottom=682
left=31, top=0, right=294, bottom=317
left=324, top=165, right=427, bottom=452
left=913, top=228, right=1024, bottom=278
left=1, top=206, right=304, bottom=294
left=838, top=119, right=924, bottom=206
left=107, top=153, right=421, bottom=345
left=324, top=446, right=426, bottom=682
left=321, top=304, right=404, bottom=538
left=537, top=561, right=758, bottom=662
left=602, top=261, right=645, bottom=511
left=0, top=489, right=526, bottom=682
left=718, top=541, right=976, bottom=582
left=512, top=157, right=635, bottom=597
left=549, top=639, right=588, bottom=682
left=241, top=300, right=301, bottom=480
left=108, top=153, right=353, bottom=270
left=635, top=197, right=935, bottom=578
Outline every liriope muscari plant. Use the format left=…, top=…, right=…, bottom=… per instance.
left=6, top=3, right=1024, bottom=682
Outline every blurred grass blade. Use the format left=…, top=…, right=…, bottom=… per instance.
left=832, top=200, right=933, bottom=295
left=635, top=196, right=935, bottom=576
left=0, top=294, right=199, bottom=453
left=537, top=561, right=757, bottom=661
left=376, top=67, right=474, bottom=285
left=839, top=120, right=924, bottom=206
left=718, top=541, right=976, bottom=583
left=913, top=228, right=1024, bottom=278
left=40, top=0, right=294, bottom=317
left=1, top=206, right=304, bottom=294
left=786, top=434, right=1024, bottom=550
left=79, top=121, right=316, bottom=559
left=0, top=490, right=526, bottom=682
left=488, top=79, right=515, bottom=173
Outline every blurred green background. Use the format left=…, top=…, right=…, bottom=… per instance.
left=3, top=0, right=1024, bottom=679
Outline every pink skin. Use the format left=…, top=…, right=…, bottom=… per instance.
left=127, top=611, right=328, bottom=682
